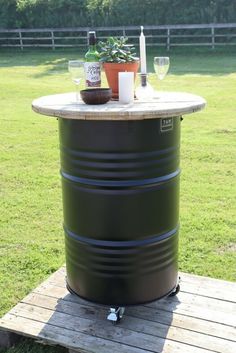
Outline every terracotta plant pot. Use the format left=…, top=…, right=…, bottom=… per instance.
left=103, top=61, right=140, bottom=99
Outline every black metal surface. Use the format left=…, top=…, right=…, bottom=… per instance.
left=59, top=117, right=181, bottom=306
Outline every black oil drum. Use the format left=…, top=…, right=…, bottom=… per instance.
left=59, top=117, right=180, bottom=306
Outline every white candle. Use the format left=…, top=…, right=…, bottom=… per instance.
left=118, top=72, right=134, bottom=104
left=139, top=26, right=147, bottom=74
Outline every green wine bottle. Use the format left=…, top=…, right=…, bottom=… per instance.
left=84, top=31, right=101, bottom=88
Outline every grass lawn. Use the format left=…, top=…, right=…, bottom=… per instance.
left=0, top=47, right=236, bottom=352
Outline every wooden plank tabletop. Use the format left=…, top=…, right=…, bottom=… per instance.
left=0, top=266, right=235, bottom=353
left=32, top=92, right=206, bottom=120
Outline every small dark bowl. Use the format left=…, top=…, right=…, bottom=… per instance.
left=80, top=88, right=112, bottom=105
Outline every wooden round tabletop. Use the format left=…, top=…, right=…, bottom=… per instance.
left=32, top=91, right=206, bottom=120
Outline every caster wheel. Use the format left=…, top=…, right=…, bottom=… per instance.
left=112, top=309, right=122, bottom=325
left=169, top=284, right=180, bottom=297
left=112, top=317, right=120, bottom=325
left=107, top=307, right=125, bottom=324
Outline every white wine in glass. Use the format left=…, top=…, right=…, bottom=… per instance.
left=68, top=60, right=84, bottom=101
left=154, top=57, right=170, bottom=81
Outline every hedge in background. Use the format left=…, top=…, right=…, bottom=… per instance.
left=0, top=0, right=236, bottom=29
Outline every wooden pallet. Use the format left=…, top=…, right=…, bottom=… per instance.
left=0, top=266, right=235, bottom=353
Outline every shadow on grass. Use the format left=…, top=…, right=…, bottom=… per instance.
left=32, top=58, right=69, bottom=78
left=0, top=49, right=81, bottom=78
left=0, top=47, right=236, bottom=77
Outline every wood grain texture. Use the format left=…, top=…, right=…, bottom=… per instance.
left=32, top=92, right=206, bottom=120
left=0, top=267, right=235, bottom=353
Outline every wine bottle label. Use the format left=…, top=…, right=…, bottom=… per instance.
left=84, top=62, right=101, bottom=87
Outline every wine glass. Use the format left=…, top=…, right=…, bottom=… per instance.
left=68, top=60, right=84, bottom=102
left=154, top=57, right=170, bottom=81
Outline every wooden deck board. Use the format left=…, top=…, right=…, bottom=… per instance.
left=34, top=280, right=236, bottom=326
left=50, top=267, right=236, bottom=303
left=0, top=267, right=235, bottom=353
left=27, top=286, right=236, bottom=341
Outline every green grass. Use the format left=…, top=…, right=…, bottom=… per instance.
left=0, top=47, right=236, bottom=352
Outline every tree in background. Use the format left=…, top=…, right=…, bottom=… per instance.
left=88, top=0, right=236, bottom=26
left=16, top=0, right=88, bottom=27
left=0, top=0, right=236, bottom=29
left=0, top=0, right=18, bottom=28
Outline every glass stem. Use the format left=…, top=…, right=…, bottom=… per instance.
left=75, top=84, right=80, bottom=102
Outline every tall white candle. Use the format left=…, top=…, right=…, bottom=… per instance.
left=118, top=72, right=134, bottom=104
left=139, top=26, right=147, bottom=74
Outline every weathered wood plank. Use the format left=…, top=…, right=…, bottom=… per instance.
left=180, top=281, right=236, bottom=303
left=168, top=291, right=235, bottom=314
left=128, top=305, right=236, bottom=342
left=1, top=313, right=214, bottom=353
left=1, top=266, right=235, bottom=353
left=34, top=280, right=236, bottom=327
left=38, top=265, right=236, bottom=307
left=19, top=292, right=236, bottom=353
left=5, top=303, right=217, bottom=353
left=30, top=285, right=236, bottom=341
left=32, top=92, right=206, bottom=121
left=48, top=275, right=236, bottom=304
left=47, top=271, right=236, bottom=313
left=181, top=272, right=236, bottom=290
left=146, top=297, right=236, bottom=326
left=180, top=272, right=236, bottom=302
left=0, top=314, right=150, bottom=353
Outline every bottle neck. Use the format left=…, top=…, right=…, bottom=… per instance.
left=88, top=32, right=96, bottom=48
left=88, top=44, right=96, bottom=52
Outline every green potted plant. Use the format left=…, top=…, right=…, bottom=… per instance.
left=99, top=36, right=139, bottom=99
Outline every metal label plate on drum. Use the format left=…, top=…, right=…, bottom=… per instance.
left=160, top=117, right=173, bottom=132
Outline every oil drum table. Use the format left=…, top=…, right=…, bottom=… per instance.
left=32, top=91, right=206, bottom=323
